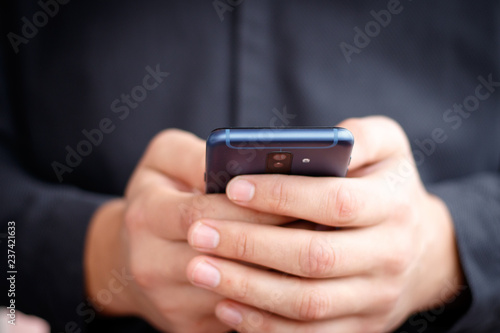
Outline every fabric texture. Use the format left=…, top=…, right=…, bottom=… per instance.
left=1, top=1, right=499, bottom=332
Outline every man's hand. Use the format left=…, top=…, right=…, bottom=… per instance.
left=185, top=116, right=465, bottom=333
left=84, top=129, right=287, bottom=333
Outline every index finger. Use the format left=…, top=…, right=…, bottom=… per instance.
left=126, top=186, right=291, bottom=241
left=225, top=174, right=394, bottom=227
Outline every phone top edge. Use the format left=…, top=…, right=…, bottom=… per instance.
left=207, top=127, right=353, bottom=149
left=205, top=127, right=355, bottom=193
left=210, top=126, right=349, bottom=132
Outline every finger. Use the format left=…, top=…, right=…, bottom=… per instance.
left=126, top=236, right=227, bottom=317
left=128, top=236, right=201, bottom=284
left=225, top=174, right=393, bottom=227
left=186, top=256, right=390, bottom=322
left=216, top=300, right=373, bottom=333
left=125, top=186, right=291, bottom=241
left=145, top=285, right=230, bottom=332
left=337, top=116, right=410, bottom=171
left=139, top=129, right=206, bottom=192
left=188, top=219, right=394, bottom=278
left=151, top=284, right=225, bottom=316
left=126, top=167, right=194, bottom=201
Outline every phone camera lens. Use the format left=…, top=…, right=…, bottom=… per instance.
left=266, top=152, right=292, bottom=174
left=273, top=154, right=287, bottom=161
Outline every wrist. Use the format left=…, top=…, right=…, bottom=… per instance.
left=415, top=194, right=465, bottom=312
left=84, top=199, right=135, bottom=316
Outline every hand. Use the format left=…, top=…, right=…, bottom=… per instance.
left=185, top=117, right=465, bottom=333
left=84, top=129, right=287, bottom=333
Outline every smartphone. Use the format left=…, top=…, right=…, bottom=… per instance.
left=205, top=127, right=354, bottom=194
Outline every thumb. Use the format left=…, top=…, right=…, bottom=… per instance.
left=337, top=116, right=411, bottom=171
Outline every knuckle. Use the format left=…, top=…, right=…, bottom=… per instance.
left=377, top=285, right=401, bottom=314
left=234, top=231, right=254, bottom=261
left=144, top=129, right=188, bottom=163
left=293, top=287, right=330, bottom=321
left=270, top=177, right=294, bottom=213
left=384, top=249, right=410, bottom=275
left=299, top=236, right=337, bottom=277
left=384, top=230, right=413, bottom=276
left=129, top=258, right=155, bottom=290
left=373, top=115, right=403, bottom=134
left=179, top=196, right=203, bottom=233
left=375, top=115, right=401, bottom=128
left=377, top=116, right=411, bottom=152
left=146, top=129, right=175, bottom=157
left=336, top=117, right=361, bottom=131
left=124, top=198, right=146, bottom=234
left=123, top=204, right=156, bottom=291
left=153, top=128, right=183, bottom=145
left=234, top=274, right=251, bottom=301
left=323, top=182, right=357, bottom=225
left=143, top=187, right=168, bottom=230
left=157, top=303, right=178, bottom=321
left=392, top=195, right=412, bottom=222
left=242, top=311, right=267, bottom=333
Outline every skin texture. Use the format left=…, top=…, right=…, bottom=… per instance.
left=185, top=117, right=465, bottom=333
left=85, top=116, right=464, bottom=333
left=84, top=129, right=287, bottom=333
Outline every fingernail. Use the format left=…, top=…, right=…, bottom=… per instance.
left=216, top=305, right=243, bottom=326
left=191, top=261, right=221, bottom=288
left=227, top=179, right=255, bottom=202
left=190, top=222, right=220, bottom=249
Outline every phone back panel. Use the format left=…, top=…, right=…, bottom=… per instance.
left=205, top=127, right=354, bottom=193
